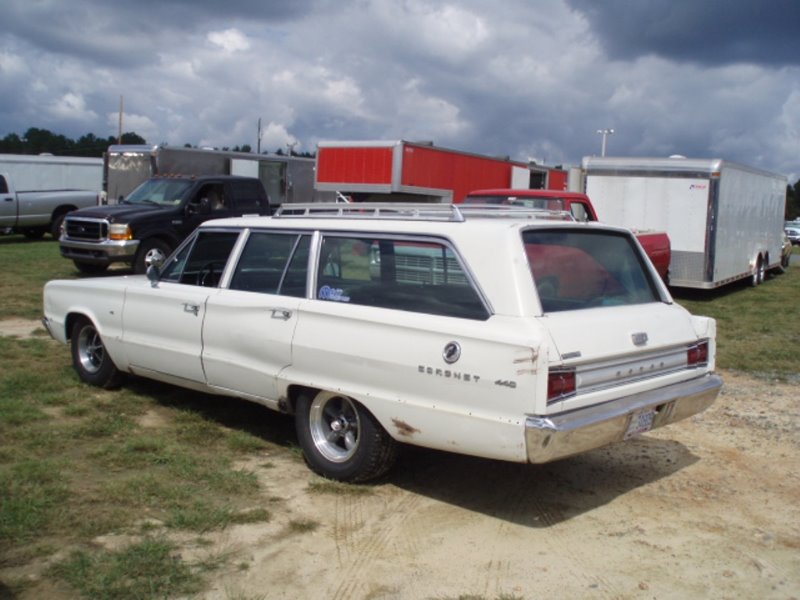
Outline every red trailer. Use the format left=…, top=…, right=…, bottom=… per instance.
left=315, top=140, right=566, bottom=203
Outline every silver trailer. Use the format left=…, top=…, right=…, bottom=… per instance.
left=105, top=145, right=331, bottom=205
left=583, top=156, right=787, bottom=289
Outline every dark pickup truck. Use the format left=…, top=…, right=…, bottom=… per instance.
left=60, top=175, right=272, bottom=274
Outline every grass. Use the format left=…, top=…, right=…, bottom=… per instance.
left=1, top=233, right=799, bottom=597
left=0, top=235, right=77, bottom=319
left=673, top=263, right=800, bottom=378
left=0, top=235, right=290, bottom=598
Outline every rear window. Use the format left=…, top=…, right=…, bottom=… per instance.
left=523, top=229, right=659, bottom=312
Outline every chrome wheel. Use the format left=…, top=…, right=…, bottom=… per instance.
left=308, top=392, right=361, bottom=463
left=70, top=317, right=123, bottom=388
left=144, top=246, right=167, bottom=269
left=77, top=324, right=105, bottom=374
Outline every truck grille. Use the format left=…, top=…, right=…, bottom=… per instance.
left=65, top=218, right=107, bottom=241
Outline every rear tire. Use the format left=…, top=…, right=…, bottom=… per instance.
left=50, top=213, right=67, bottom=239
left=295, top=390, right=398, bottom=482
left=70, top=317, right=124, bottom=389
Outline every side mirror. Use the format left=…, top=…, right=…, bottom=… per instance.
left=146, top=264, right=160, bottom=285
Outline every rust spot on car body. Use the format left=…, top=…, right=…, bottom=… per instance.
left=514, top=347, right=539, bottom=375
left=392, top=418, right=420, bottom=437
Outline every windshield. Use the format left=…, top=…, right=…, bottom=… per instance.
left=465, top=195, right=566, bottom=211
left=125, top=179, right=193, bottom=206
left=523, top=229, right=660, bottom=312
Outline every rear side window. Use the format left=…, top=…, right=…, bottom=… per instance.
left=230, top=232, right=310, bottom=297
left=229, top=180, right=265, bottom=212
left=316, top=235, right=489, bottom=320
left=524, top=229, right=658, bottom=312
left=0, top=175, right=7, bottom=194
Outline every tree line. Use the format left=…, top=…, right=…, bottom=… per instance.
left=0, top=127, right=314, bottom=159
left=0, top=126, right=797, bottom=218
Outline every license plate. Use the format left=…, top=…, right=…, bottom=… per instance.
left=624, top=409, right=655, bottom=439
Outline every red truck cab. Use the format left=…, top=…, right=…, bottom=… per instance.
left=465, top=188, right=671, bottom=283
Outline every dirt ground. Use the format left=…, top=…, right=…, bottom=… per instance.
left=3, top=319, right=799, bottom=599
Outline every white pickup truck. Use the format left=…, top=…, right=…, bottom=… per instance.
left=1, top=172, right=99, bottom=239
left=43, top=203, right=722, bottom=482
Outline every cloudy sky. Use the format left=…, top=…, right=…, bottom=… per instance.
left=1, top=0, right=798, bottom=180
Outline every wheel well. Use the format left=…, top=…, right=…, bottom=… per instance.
left=284, top=384, right=319, bottom=415
left=52, top=205, right=77, bottom=219
left=140, top=235, right=177, bottom=249
left=64, top=312, right=89, bottom=341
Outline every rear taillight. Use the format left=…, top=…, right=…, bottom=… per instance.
left=687, top=340, right=709, bottom=367
left=548, top=369, right=576, bottom=403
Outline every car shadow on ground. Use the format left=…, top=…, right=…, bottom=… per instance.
left=388, top=438, right=698, bottom=527
left=123, top=376, right=698, bottom=528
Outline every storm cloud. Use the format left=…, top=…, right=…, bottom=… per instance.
left=0, top=0, right=797, bottom=179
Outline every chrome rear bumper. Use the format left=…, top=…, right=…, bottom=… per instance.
left=525, top=373, right=723, bottom=463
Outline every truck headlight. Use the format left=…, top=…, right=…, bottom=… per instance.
left=108, top=223, right=132, bottom=240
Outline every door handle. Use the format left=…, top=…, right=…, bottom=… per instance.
left=183, top=303, right=200, bottom=316
left=271, top=309, right=292, bottom=320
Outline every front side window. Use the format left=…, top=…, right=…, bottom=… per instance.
left=316, top=235, right=488, bottom=320
left=230, top=232, right=310, bottom=297
left=524, top=229, right=659, bottom=312
left=160, top=230, right=240, bottom=286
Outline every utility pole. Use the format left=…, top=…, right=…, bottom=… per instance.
left=118, top=96, right=124, bottom=144
left=597, top=128, right=614, bottom=156
left=257, top=117, right=261, bottom=154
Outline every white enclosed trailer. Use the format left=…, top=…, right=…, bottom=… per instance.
left=582, top=156, right=786, bottom=289
left=0, top=154, right=102, bottom=191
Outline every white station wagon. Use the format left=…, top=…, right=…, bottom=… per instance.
left=43, top=203, right=723, bottom=482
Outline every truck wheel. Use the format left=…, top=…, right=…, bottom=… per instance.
left=134, top=239, right=172, bottom=274
left=295, top=390, right=398, bottom=482
left=50, top=213, right=67, bottom=239
left=70, top=317, right=123, bottom=389
left=74, top=261, right=108, bottom=275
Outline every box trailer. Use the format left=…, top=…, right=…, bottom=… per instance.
left=104, top=145, right=331, bottom=206
left=0, top=154, right=102, bottom=192
left=315, top=140, right=567, bottom=203
left=583, top=156, right=787, bottom=289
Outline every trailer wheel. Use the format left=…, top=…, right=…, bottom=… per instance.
left=295, top=390, right=398, bottom=482
left=750, top=255, right=764, bottom=287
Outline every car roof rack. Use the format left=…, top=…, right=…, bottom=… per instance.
left=273, top=202, right=573, bottom=222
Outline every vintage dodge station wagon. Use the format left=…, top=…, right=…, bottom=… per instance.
left=43, top=203, right=723, bottom=482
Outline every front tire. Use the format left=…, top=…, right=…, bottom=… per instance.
left=70, top=318, right=123, bottom=389
left=134, top=239, right=172, bottom=274
left=295, top=390, right=398, bottom=482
